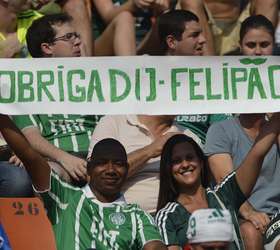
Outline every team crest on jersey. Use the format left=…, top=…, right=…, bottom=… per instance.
left=109, top=212, right=126, bottom=226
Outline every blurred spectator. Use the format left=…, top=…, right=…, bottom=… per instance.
left=187, top=209, right=234, bottom=250
left=155, top=115, right=280, bottom=250
left=92, top=0, right=173, bottom=55
left=0, top=0, right=42, bottom=58
left=179, top=0, right=278, bottom=55
left=12, top=14, right=100, bottom=187
left=205, top=15, right=278, bottom=250
left=0, top=116, right=167, bottom=250
left=88, top=115, right=201, bottom=213
left=157, top=9, right=231, bottom=144
left=273, top=10, right=280, bottom=55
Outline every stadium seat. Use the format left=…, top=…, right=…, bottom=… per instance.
left=0, top=197, right=57, bottom=250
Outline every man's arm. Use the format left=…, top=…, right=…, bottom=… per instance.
left=143, top=240, right=167, bottom=250
left=236, top=113, right=280, bottom=197
left=208, top=133, right=270, bottom=232
left=0, top=33, right=22, bottom=58
left=93, top=0, right=138, bottom=24
left=127, top=132, right=178, bottom=177
left=250, top=0, right=278, bottom=26
left=0, top=115, right=50, bottom=191
left=22, top=127, right=87, bottom=181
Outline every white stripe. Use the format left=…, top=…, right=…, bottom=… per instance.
left=130, top=212, right=137, bottom=248
left=53, top=137, right=59, bottom=148
left=52, top=171, right=80, bottom=190
left=90, top=207, right=97, bottom=249
left=98, top=205, right=107, bottom=246
left=155, top=202, right=178, bottom=244
left=72, top=133, right=78, bottom=152
left=76, top=118, right=85, bottom=131
left=136, top=213, right=146, bottom=245
left=29, top=115, right=42, bottom=130
left=48, top=191, right=68, bottom=210
left=75, top=195, right=85, bottom=250
left=144, top=211, right=155, bottom=225
left=87, top=130, right=92, bottom=142
left=214, top=171, right=236, bottom=192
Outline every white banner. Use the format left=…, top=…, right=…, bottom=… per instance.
left=0, top=56, right=279, bottom=115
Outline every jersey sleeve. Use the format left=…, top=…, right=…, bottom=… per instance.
left=214, top=172, right=246, bottom=212
left=12, top=115, right=39, bottom=130
left=135, top=209, right=163, bottom=248
left=155, top=206, right=179, bottom=246
left=40, top=171, right=79, bottom=225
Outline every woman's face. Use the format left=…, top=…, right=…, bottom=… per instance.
left=241, top=27, right=274, bottom=56
left=171, top=142, right=202, bottom=188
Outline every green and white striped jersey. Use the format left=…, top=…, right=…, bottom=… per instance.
left=13, top=114, right=100, bottom=154
left=41, top=171, right=162, bottom=250
left=155, top=172, right=246, bottom=250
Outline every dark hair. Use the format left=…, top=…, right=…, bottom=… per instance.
left=87, top=138, right=128, bottom=171
left=26, top=13, right=73, bottom=57
left=240, top=15, right=275, bottom=43
left=156, top=134, right=208, bottom=211
left=157, top=9, right=199, bottom=51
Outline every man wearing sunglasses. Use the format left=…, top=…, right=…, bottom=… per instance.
left=11, top=14, right=100, bottom=187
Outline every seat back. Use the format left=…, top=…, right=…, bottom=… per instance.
left=0, top=197, right=57, bottom=250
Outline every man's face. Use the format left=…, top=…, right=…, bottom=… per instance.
left=88, top=159, right=128, bottom=202
left=171, top=21, right=206, bottom=56
left=48, top=22, right=82, bottom=57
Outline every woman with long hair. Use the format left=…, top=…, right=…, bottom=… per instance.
left=155, top=113, right=280, bottom=250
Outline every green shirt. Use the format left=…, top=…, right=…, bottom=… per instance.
left=12, top=114, right=100, bottom=155
left=155, top=172, right=246, bottom=250
left=41, top=171, right=163, bottom=250
left=176, top=114, right=231, bottom=145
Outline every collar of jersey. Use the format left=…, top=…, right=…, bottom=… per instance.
left=82, top=184, right=127, bottom=207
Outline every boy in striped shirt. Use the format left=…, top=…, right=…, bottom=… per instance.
left=0, top=115, right=167, bottom=250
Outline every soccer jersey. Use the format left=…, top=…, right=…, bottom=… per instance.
left=176, top=114, right=231, bottom=145
left=155, top=172, right=246, bottom=250
left=13, top=114, right=100, bottom=155
left=41, top=171, right=162, bottom=250
left=0, top=10, right=42, bottom=58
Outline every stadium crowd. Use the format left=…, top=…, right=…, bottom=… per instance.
left=0, top=0, right=280, bottom=249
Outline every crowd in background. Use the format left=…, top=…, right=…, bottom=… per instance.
left=0, top=0, right=280, bottom=250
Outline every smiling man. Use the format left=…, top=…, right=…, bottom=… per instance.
left=0, top=115, right=167, bottom=250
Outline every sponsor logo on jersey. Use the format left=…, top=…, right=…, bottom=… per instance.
left=176, top=115, right=208, bottom=123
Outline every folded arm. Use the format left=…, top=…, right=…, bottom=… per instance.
left=0, top=115, right=50, bottom=191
